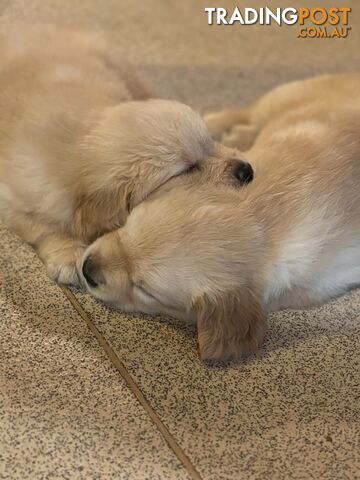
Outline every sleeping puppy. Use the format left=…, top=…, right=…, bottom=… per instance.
left=0, top=24, right=253, bottom=285
left=79, top=74, right=360, bottom=360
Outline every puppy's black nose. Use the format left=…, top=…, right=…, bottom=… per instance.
left=82, top=256, right=98, bottom=288
left=233, top=161, right=254, bottom=185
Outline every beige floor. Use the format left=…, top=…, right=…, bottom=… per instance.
left=1, top=1, right=360, bottom=479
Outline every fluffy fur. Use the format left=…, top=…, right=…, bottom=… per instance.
left=0, top=24, right=250, bottom=284
left=81, top=74, right=360, bottom=360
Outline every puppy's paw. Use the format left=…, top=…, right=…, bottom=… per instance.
left=221, top=124, right=258, bottom=150
left=44, top=247, right=86, bottom=287
left=204, top=111, right=235, bottom=140
left=204, top=111, right=258, bottom=150
left=46, top=260, right=81, bottom=286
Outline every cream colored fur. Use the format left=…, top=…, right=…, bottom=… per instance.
left=0, top=24, right=248, bottom=284
left=82, top=74, right=360, bottom=360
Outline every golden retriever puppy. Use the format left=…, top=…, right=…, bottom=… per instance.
left=79, top=74, right=360, bottom=360
left=0, top=24, right=253, bottom=285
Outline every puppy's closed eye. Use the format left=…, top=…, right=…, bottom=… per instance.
left=184, top=163, right=200, bottom=174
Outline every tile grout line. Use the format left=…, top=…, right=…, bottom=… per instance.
left=61, top=287, right=203, bottom=480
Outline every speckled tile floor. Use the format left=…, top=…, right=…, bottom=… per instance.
left=1, top=1, right=360, bottom=479
left=0, top=225, right=190, bottom=480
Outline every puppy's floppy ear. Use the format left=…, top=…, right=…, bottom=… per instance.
left=73, top=191, right=129, bottom=243
left=194, top=288, right=266, bottom=361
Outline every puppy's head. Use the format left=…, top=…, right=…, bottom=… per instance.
left=79, top=186, right=266, bottom=360
left=74, top=99, right=253, bottom=242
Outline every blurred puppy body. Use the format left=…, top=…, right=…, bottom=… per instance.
left=0, top=25, right=251, bottom=284
left=81, top=74, right=360, bottom=359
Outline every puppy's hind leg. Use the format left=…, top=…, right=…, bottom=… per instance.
left=204, top=106, right=259, bottom=151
